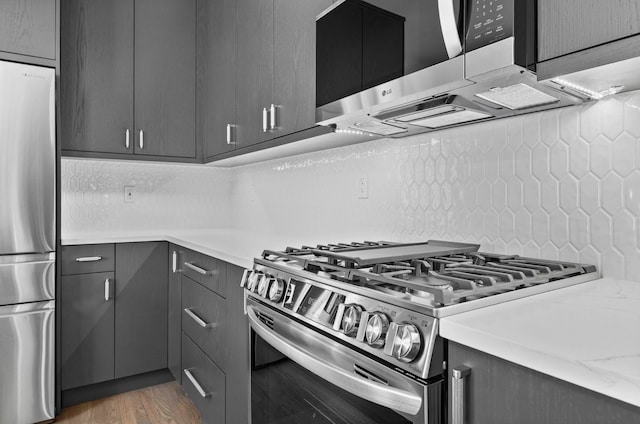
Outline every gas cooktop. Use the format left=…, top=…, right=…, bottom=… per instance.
left=254, top=240, right=599, bottom=317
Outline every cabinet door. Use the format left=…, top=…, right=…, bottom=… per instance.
left=273, top=0, right=332, bottom=136
left=0, top=0, right=56, bottom=60
left=225, top=265, right=250, bottom=424
left=114, top=242, right=168, bottom=379
left=168, top=245, right=182, bottom=384
left=448, top=342, right=640, bottom=424
left=198, top=0, right=237, bottom=159
left=60, top=272, right=115, bottom=390
left=134, top=0, right=197, bottom=158
left=235, top=0, right=274, bottom=148
left=61, top=0, right=134, bottom=155
left=538, top=0, right=640, bottom=61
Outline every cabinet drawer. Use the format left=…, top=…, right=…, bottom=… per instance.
left=182, top=250, right=226, bottom=298
left=182, top=277, right=226, bottom=367
left=182, top=333, right=225, bottom=424
left=61, top=244, right=115, bottom=275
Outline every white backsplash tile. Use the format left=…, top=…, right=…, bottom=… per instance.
left=61, top=159, right=232, bottom=234
left=229, top=91, right=640, bottom=280
left=61, top=90, right=640, bottom=280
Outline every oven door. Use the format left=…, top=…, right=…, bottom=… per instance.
left=247, top=299, right=442, bottom=424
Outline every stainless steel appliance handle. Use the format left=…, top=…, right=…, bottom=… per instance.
left=247, top=305, right=422, bottom=415
left=269, top=104, right=277, bottom=130
left=262, top=107, right=269, bottom=132
left=104, top=279, right=110, bottom=301
left=184, top=368, right=210, bottom=398
left=125, top=129, right=130, bottom=149
left=184, top=307, right=214, bottom=328
left=75, top=256, right=102, bottom=262
left=172, top=251, right=177, bottom=273
left=451, top=366, right=471, bottom=424
left=184, top=262, right=211, bottom=275
left=139, top=129, right=144, bottom=149
left=438, top=0, right=463, bottom=58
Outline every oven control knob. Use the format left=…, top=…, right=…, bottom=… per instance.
left=246, top=272, right=261, bottom=292
left=365, top=313, right=389, bottom=348
left=385, top=323, right=421, bottom=363
left=257, top=275, right=272, bottom=298
left=342, top=305, right=363, bottom=336
left=268, top=278, right=286, bottom=302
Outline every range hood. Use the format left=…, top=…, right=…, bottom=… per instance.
left=314, top=0, right=616, bottom=140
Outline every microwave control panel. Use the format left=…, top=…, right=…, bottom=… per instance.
left=466, top=0, right=513, bottom=51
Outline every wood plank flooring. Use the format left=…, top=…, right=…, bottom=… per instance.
left=56, top=382, right=201, bottom=424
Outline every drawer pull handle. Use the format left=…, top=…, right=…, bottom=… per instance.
left=184, top=262, right=210, bottom=275
left=75, top=256, right=102, bottom=262
left=184, top=308, right=215, bottom=328
left=452, top=366, right=471, bottom=424
left=184, top=368, right=211, bottom=398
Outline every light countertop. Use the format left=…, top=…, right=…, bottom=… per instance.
left=440, top=278, right=640, bottom=408
left=62, top=231, right=640, bottom=408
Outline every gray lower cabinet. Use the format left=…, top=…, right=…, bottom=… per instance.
left=448, top=341, right=640, bottom=424
left=114, top=242, right=168, bottom=378
left=60, top=271, right=115, bottom=390
left=60, top=242, right=168, bottom=391
left=171, top=248, right=250, bottom=424
left=168, top=244, right=183, bottom=384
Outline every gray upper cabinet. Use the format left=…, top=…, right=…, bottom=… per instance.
left=203, top=0, right=332, bottom=161
left=198, top=0, right=237, bottom=159
left=0, top=0, right=56, bottom=60
left=538, top=0, right=640, bottom=62
left=134, top=0, right=196, bottom=158
left=61, top=0, right=197, bottom=161
left=235, top=0, right=275, bottom=149
left=273, top=0, right=332, bottom=136
left=61, top=0, right=133, bottom=155
left=114, top=242, right=168, bottom=379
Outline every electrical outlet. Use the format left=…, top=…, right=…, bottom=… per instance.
left=124, top=186, right=135, bottom=203
left=357, top=176, right=368, bottom=199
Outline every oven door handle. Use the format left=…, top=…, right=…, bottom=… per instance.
left=247, top=305, right=423, bottom=415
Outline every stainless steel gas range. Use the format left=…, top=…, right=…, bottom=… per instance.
left=242, top=240, right=599, bottom=424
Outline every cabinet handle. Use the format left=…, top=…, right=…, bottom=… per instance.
left=125, top=129, right=130, bottom=149
left=269, top=104, right=277, bottom=130
left=184, top=368, right=211, bottom=398
left=104, top=278, right=110, bottom=301
left=184, top=307, right=215, bottom=328
left=451, top=366, right=471, bottom=424
left=139, top=130, right=144, bottom=150
left=226, top=124, right=236, bottom=145
left=184, top=262, right=210, bottom=275
left=172, top=251, right=178, bottom=273
left=262, top=107, right=269, bottom=132
left=75, top=256, right=102, bottom=262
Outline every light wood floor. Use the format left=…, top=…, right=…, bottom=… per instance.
left=55, top=382, right=201, bottom=424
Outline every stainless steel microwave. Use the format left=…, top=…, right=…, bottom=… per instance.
left=314, top=0, right=569, bottom=138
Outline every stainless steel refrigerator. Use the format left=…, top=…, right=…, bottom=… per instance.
left=0, top=60, right=56, bottom=423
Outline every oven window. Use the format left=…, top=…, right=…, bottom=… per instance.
left=251, top=333, right=411, bottom=424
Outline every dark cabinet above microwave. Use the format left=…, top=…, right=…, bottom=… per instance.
left=316, top=0, right=406, bottom=107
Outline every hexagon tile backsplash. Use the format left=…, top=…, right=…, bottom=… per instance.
left=229, top=90, right=640, bottom=280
